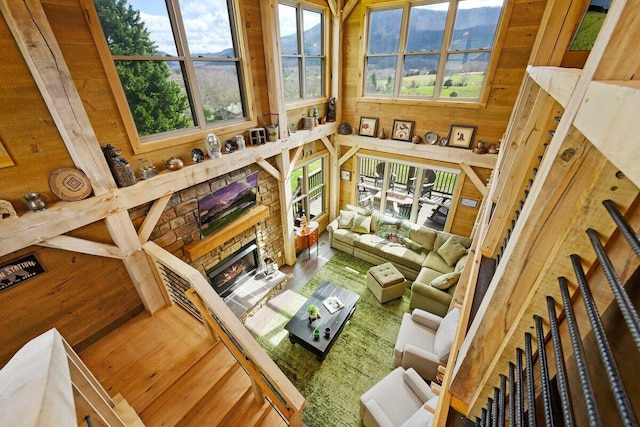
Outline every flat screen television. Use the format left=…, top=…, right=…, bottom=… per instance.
left=198, top=171, right=259, bottom=238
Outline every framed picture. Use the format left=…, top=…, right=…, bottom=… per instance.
left=391, top=119, right=415, bottom=142
left=448, top=124, right=477, bottom=149
left=359, top=117, right=379, bottom=137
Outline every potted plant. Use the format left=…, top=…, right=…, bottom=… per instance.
left=307, top=304, right=320, bottom=322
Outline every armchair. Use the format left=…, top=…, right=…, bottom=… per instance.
left=359, top=367, right=436, bottom=427
left=393, top=308, right=460, bottom=381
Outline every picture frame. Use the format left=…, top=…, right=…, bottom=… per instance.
left=358, top=117, right=379, bottom=137
left=447, top=124, right=477, bottom=149
left=391, top=119, right=415, bottom=142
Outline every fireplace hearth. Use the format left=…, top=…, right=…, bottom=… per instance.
left=206, top=241, right=259, bottom=299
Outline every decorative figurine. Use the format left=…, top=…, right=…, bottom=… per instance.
left=206, top=133, right=222, bottom=159
left=138, top=159, right=158, bottom=179
left=327, top=97, right=336, bottom=122
left=378, top=128, right=387, bottom=139
left=235, top=134, right=246, bottom=150
left=102, top=144, right=136, bottom=187
left=0, top=199, right=18, bottom=219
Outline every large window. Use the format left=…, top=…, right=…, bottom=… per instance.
left=278, top=2, right=325, bottom=102
left=292, top=157, right=326, bottom=224
left=94, top=0, right=247, bottom=139
left=364, top=0, right=504, bottom=101
left=357, top=156, right=458, bottom=230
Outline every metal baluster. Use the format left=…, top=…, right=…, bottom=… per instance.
left=571, top=255, right=639, bottom=426
left=516, top=348, right=525, bottom=427
left=509, top=362, right=516, bottom=427
left=534, top=315, right=554, bottom=426
left=487, top=397, right=494, bottom=427
left=476, top=417, right=482, bottom=427
left=558, top=276, right=601, bottom=426
left=586, top=228, right=640, bottom=350
left=602, top=199, right=640, bottom=258
left=492, top=387, right=500, bottom=427
left=499, top=374, right=507, bottom=427
left=482, top=408, right=488, bottom=427
left=525, top=332, right=537, bottom=427
left=546, top=296, right=575, bottom=426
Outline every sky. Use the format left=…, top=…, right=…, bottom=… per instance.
left=126, top=0, right=233, bottom=55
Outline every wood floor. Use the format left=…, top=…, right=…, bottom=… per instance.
left=79, top=304, right=287, bottom=427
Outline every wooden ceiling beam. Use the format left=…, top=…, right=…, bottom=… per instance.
left=138, top=193, right=173, bottom=244
left=38, top=236, right=124, bottom=259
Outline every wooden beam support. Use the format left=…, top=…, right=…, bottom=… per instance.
left=104, top=211, right=168, bottom=313
left=38, top=236, right=124, bottom=259
left=326, top=0, right=337, bottom=16
left=275, top=153, right=296, bottom=266
left=256, top=158, right=282, bottom=182
left=320, top=136, right=336, bottom=157
left=338, top=145, right=360, bottom=167
left=342, top=0, right=358, bottom=21
left=527, top=66, right=581, bottom=108
left=459, top=163, right=487, bottom=196
left=0, top=0, right=115, bottom=196
left=138, top=193, right=173, bottom=244
left=329, top=135, right=340, bottom=220
left=290, top=146, right=304, bottom=171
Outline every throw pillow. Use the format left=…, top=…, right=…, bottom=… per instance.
left=337, top=210, right=354, bottom=229
left=433, top=308, right=460, bottom=360
left=429, top=271, right=461, bottom=290
left=437, top=237, right=468, bottom=267
left=351, top=214, right=372, bottom=233
left=402, top=237, right=424, bottom=253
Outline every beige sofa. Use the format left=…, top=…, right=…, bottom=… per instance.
left=327, top=206, right=471, bottom=317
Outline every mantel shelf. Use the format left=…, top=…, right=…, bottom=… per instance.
left=184, top=205, right=269, bottom=262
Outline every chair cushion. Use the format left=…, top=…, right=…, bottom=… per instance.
left=395, top=313, right=436, bottom=362
left=429, top=271, right=461, bottom=290
left=338, top=210, right=355, bottom=229
left=433, top=308, right=460, bottom=360
left=437, top=237, right=468, bottom=267
left=401, top=408, right=433, bottom=427
left=352, top=214, right=372, bottom=233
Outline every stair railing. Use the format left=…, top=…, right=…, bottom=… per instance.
left=143, top=241, right=305, bottom=427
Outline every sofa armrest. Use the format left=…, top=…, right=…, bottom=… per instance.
left=403, top=368, right=436, bottom=402
left=327, top=219, right=338, bottom=234
left=363, top=399, right=395, bottom=427
left=412, top=282, right=454, bottom=306
left=411, top=308, right=443, bottom=329
left=402, top=343, right=441, bottom=380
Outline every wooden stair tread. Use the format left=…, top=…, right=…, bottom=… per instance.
left=79, top=305, right=212, bottom=411
left=258, top=408, right=289, bottom=427
left=140, top=342, right=238, bottom=426
left=113, top=396, right=145, bottom=427
left=218, top=388, right=273, bottom=427
left=175, top=366, right=252, bottom=426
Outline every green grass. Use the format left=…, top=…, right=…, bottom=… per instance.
left=570, top=11, right=607, bottom=51
left=399, top=72, right=485, bottom=98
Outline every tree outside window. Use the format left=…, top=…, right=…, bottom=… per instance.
left=364, top=0, right=504, bottom=101
left=278, top=2, right=325, bottom=102
left=94, top=0, right=247, bottom=138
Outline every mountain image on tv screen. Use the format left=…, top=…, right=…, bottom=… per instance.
left=198, top=171, right=259, bottom=238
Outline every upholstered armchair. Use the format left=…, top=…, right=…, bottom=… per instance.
left=359, top=367, right=436, bottom=427
left=393, top=308, right=460, bottom=381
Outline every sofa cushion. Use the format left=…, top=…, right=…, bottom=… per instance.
left=332, top=228, right=361, bottom=246
left=429, top=271, right=461, bottom=290
left=437, top=237, right=468, bottom=267
left=433, top=232, right=472, bottom=252
left=415, top=267, right=443, bottom=287
left=433, top=308, right=460, bottom=360
left=381, top=245, right=426, bottom=270
left=352, top=214, right=372, bottom=233
left=409, top=227, right=438, bottom=252
left=455, top=254, right=468, bottom=273
left=422, top=251, right=454, bottom=275
left=338, top=210, right=355, bottom=229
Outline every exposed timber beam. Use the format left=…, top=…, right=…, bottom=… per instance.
left=320, top=136, right=336, bottom=157
left=527, top=66, right=581, bottom=108
left=38, top=236, right=124, bottom=259
left=256, top=158, right=282, bottom=181
left=290, top=146, right=304, bottom=170
left=327, top=0, right=337, bottom=16
left=342, top=0, right=358, bottom=21
left=276, top=153, right=296, bottom=265
left=339, top=145, right=359, bottom=167
left=459, top=163, right=487, bottom=196
left=138, top=193, right=173, bottom=244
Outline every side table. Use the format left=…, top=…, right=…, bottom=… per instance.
left=295, top=220, right=319, bottom=259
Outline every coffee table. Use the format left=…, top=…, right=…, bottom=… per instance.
left=284, top=281, right=359, bottom=361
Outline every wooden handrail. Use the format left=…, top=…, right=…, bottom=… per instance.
left=143, top=241, right=305, bottom=427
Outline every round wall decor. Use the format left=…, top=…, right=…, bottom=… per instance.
left=49, top=168, right=92, bottom=201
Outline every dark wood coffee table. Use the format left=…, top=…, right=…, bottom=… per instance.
left=284, top=281, right=359, bottom=361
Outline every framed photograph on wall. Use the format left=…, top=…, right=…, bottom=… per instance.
left=359, top=117, right=379, bottom=137
left=448, top=124, right=477, bottom=149
left=391, top=119, right=415, bottom=142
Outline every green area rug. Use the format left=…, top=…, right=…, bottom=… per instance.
left=255, top=252, right=411, bottom=427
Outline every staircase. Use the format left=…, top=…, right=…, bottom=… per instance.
left=79, top=304, right=286, bottom=426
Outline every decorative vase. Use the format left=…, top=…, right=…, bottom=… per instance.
left=206, top=133, right=222, bottom=159
left=235, top=135, right=246, bottom=150
left=313, top=328, right=320, bottom=340
left=24, top=192, right=46, bottom=212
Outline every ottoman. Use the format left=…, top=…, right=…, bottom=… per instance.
left=366, top=262, right=406, bottom=303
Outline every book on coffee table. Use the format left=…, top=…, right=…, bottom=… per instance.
left=323, top=296, right=344, bottom=314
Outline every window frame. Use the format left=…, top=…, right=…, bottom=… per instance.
left=278, top=0, right=329, bottom=106
left=88, top=0, right=257, bottom=154
left=292, top=155, right=327, bottom=224
left=358, top=0, right=510, bottom=108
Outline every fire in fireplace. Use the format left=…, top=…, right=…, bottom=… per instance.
left=206, top=241, right=259, bottom=299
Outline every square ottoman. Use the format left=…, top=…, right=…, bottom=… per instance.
left=367, top=262, right=406, bottom=303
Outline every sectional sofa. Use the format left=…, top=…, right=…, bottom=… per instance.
left=327, top=205, right=472, bottom=317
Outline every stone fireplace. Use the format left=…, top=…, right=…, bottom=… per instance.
left=206, top=241, right=259, bottom=299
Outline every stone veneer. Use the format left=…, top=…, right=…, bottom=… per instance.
left=129, top=165, right=284, bottom=278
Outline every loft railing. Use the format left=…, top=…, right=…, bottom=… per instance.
left=0, top=328, right=131, bottom=427
left=143, top=241, right=305, bottom=427
left=472, top=199, right=639, bottom=426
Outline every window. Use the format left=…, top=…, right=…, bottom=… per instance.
left=292, top=157, right=326, bottom=224
left=278, top=2, right=325, bottom=102
left=357, top=156, right=458, bottom=230
left=94, top=0, right=247, bottom=139
left=364, top=0, right=504, bottom=101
